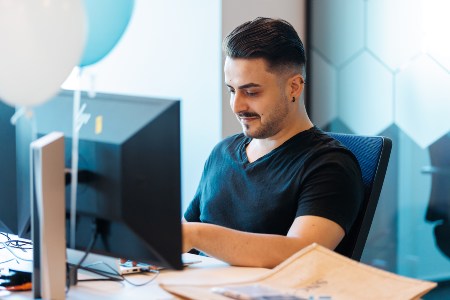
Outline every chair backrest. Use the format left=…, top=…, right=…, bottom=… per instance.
left=326, top=133, right=392, bottom=261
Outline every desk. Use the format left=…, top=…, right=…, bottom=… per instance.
left=1, top=254, right=269, bottom=300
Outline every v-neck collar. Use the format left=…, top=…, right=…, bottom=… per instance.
left=239, top=125, right=318, bottom=167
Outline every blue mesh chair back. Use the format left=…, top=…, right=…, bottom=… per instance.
left=326, top=133, right=392, bottom=261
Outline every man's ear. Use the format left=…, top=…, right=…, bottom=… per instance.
left=289, top=75, right=305, bottom=100
left=288, top=74, right=305, bottom=98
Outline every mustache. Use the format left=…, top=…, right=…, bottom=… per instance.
left=237, top=111, right=260, bottom=118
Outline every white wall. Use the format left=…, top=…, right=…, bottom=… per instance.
left=62, top=0, right=307, bottom=210
left=64, top=0, right=222, bottom=211
left=221, top=0, right=307, bottom=138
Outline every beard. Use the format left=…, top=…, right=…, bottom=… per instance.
left=239, top=95, right=290, bottom=139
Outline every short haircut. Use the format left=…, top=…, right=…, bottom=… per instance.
left=222, top=17, right=306, bottom=78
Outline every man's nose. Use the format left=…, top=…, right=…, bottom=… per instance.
left=231, top=91, right=247, bottom=115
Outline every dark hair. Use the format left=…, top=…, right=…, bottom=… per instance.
left=222, top=17, right=306, bottom=77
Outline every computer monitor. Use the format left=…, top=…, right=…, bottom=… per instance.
left=16, top=90, right=183, bottom=270
left=0, top=100, right=18, bottom=235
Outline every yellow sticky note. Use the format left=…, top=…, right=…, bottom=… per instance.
left=95, top=116, right=103, bottom=134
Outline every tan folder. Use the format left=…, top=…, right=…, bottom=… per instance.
left=161, top=243, right=436, bottom=300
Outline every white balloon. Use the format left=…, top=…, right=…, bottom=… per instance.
left=0, top=0, right=85, bottom=107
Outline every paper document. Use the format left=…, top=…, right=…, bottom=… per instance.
left=161, top=244, right=436, bottom=300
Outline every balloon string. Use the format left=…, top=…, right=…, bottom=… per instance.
left=29, top=108, right=37, bottom=142
left=70, top=68, right=81, bottom=249
left=28, top=107, right=37, bottom=242
left=88, top=73, right=96, bottom=98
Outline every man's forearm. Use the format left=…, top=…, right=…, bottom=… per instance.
left=185, top=223, right=311, bottom=268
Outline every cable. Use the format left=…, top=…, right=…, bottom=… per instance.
left=3, top=240, right=32, bottom=251
left=64, top=219, right=158, bottom=288
left=0, top=232, right=10, bottom=250
left=76, top=261, right=159, bottom=286
left=0, top=258, right=15, bottom=265
left=0, top=236, right=33, bottom=265
left=73, top=226, right=98, bottom=271
left=66, top=219, right=98, bottom=293
left=78, top=278, right=122, bottom=282
left=0, top=232, right=10, bottom=240
left=66, top=263, right=122, bottom=282
left=1, top=242, right=33, bottom=262
left=79, top=262, right=122, bottom=278
left=118, top=270, right=160, bottom=287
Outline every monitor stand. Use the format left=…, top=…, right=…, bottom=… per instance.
left=31, top=132, right=66, bottom=300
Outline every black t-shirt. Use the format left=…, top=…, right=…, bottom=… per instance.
left=184, top=126, right=364, bottom=236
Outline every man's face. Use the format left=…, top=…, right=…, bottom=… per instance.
left=224, top=57, right=290, bottom=139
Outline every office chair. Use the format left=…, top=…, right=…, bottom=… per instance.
left=327, top=133, right=392, bottom=261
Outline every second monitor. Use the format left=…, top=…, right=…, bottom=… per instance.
left=17, top=90, right=182, bottom=270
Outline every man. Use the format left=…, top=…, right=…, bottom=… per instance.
left=182, top=17, right=364, bottom=268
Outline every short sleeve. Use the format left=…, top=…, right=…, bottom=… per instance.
left=183, top=154, right=213, bottom=222
left=184, top=192, right=201, bottom=222
left=296, top=149, right=364, bottom=235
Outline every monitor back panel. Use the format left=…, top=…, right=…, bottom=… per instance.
left=16, top=90, right=182, bottom=269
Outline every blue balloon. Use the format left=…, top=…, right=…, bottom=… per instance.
left=80, top=0, right=134, bottom=67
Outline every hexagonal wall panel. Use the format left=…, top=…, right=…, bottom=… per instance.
left=326, top=118, right=354, bottom=134
left=424, top=1, right=450, bottom=73
left=312, top=0, right=364, bottom=67
left=367, top=0, right=423, bottom=72
left=339, top=52, right=393, bottom=136
left=395, top=55, right=450, bottom=148
left=428, top=52, right=450, bottom=75
left=311, top=50, right=337, bottom=128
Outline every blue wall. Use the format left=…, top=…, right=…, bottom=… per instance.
left=310, top=0, right=450, bottom=281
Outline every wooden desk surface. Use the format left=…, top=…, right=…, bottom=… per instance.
left=0, top=254, right=269, bottom=300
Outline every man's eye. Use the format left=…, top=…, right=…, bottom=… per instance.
left=247, top=92, right=258, bottom=97
left=227, top=90, right=235, bottom=94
